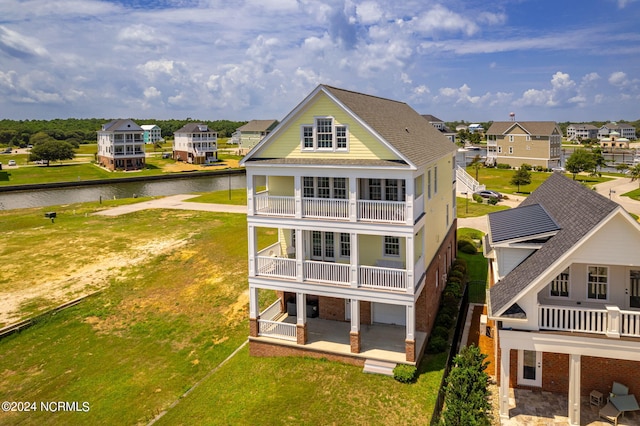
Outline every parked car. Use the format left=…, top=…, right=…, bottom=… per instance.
left=474, top=189, right=502, bottom=199
left=2, top=148, right=11, bottom=154
left=8, top=160, right=16, bottom=166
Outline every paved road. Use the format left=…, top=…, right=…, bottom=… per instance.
left=94, top=194, right=247, bottom=216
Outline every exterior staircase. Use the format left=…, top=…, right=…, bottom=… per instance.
left=456, top=165, right=485, bottom=194
left=363, top=359, right=396, bottom=376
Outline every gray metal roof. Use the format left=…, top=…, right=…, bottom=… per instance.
left=101, top=119, right=143, bottom=132
left=174, top=123, right=215, bottom=133
left=488, top=203, right=560, bottom=244
left=486, top=121, right=560, bottom=136
left=237, top=119, right=278, bottom=132
left=488, top=173, right=619, bottom=316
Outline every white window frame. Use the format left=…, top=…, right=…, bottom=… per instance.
left=518, top=350, right=542, bottom=387
left=300, top=117, right=349, bottom=152
left=384, top=236, right=400, bottom=257
left=587, top=265, right=608, bottom=300
left=550, top=268, right=569, bottom=297
left=340, top=233, right=350, bottom=258
left=508, top=146, right=514, bottom=154
left=509, top=135, right=514, bottom=142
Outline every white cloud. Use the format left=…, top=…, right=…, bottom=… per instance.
left=412, top=5, right=479, bottom=36
left=609, top=71, right=629, bottom=87
left=0, top=26, right=48, bottom=58
left=356, top=1, right=384, bottom=25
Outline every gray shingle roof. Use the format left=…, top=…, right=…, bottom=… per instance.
left=488, top=173, right=619, bottom=316
left=101, top=119, right=142, bottom=132
left=323, top=86, right=457, bottom=167
left=237, top=119, right=278, bottom=132
left=486, top=121, right=560, bottom=136
left=174, top=123, right=214, bottom=133
left=488, top=204, right=560, bottom=244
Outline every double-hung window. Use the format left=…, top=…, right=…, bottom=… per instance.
left=340, top=233, right=350, bottom=257
left=300, top=117, right=348, bottom=151
left=587, top=266, right=608, bottom=300
left=384, top=236, right=400, bottom=257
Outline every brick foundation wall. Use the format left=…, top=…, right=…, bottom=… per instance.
left=542, top=352, right=569, bottom=393
left=318, top=296, right=345, bottom=321
left=581, top=356, right=640, bottom=397
left=416, top=223, right=457, bottom=333
left=350, top=332, right=360, bottom=353
left=249, top=340, right=366, bottom=367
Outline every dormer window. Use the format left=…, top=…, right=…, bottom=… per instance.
left=301, top=117, right=348, bottom=151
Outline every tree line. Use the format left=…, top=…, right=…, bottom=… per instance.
left=0, top=118, right=248, bottom=148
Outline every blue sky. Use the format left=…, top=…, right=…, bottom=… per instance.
left=0, top=0, right=638, bottom=123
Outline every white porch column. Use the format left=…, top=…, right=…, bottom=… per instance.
left=350, top=299, right=361, bottom=353
left=249, top=286, right=260, bottom=337
left=296, top=292, right=307, bottom=345
left=296, top=228, right=304, bottom=282
left=349, top=176, right=358, bottom=222
left=405, top=304, right=415, bottom=341
left=568, top=354, right=581, bottom=426
left=296, top=293, right=307, bottom=324
left=248, top=225, right=256, bottom=277
left=294, top=175, right=302, bottom=219
left=499, top=347, right=510, bottom=420
left=350, top=232, right=359, bottom=288
left=406, top=235, right=414, bottom=294
left=405, top=176, right=414, bottom=225
left=246, top=170, right=255, bottom=216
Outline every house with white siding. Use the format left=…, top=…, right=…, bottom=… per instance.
left=97, top=119, right=145, bottom=171
left=486, top=173, right=640, bottom=425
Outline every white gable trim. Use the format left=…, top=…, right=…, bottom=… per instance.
left=240, top=85, right=416, bottom=168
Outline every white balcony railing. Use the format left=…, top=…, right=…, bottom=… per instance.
left=303, top=198, right=349, bottom=219
left=256, top=256, right=296, bottom=279
left=303, top=260, right=350, bottom=285
left=258, top=319, right=297, bottom=341
left=621, top=310, right=640, bottom=337
left=539, top=305, right=640, bottom=338
left=255, top=194, right=295, bottom=216
left=538, top=305, right=607, bottom=334
left=359, top=265, right=407, bottom=291
left=253, top=193, right=407, bottom=223
left=358, top=200, right=405, bottom=223
left=260, top=298, right=283, bottom=321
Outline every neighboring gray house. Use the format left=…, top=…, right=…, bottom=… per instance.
left=598, top=122, right=636, bottom=140
left=232, top=119, right=278, bottom=151
left=486, top=173, right=640, bottom=425
left=421, top=114, right=456, bottom=143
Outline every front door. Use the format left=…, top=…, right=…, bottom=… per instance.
left=518, top=350, right=542, bottom=387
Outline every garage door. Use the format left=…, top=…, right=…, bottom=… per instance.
left=372, top=303, right=406, bottom=326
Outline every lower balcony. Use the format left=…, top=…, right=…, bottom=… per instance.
left=255, top=256, right=410, bottom=292
left=538, top=304, right=640, bottom=338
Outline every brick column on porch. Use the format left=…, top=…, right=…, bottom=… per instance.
left=296, top=323, right=307, bottom=345
left=249, top=318, right=259, bottom=337
left=350, top=332, right=361, bottom=353
left=405, top=339, right=416, bottom=363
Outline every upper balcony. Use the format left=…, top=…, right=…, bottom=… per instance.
left=538, top=304, right=640, bottom=339
left=253, top=191, right=412, bottom=224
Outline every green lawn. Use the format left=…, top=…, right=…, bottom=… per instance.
left=456, top=197, right=509, bottom=218
left=0, top=193, right=447, bottom=425
left=468, top=167, right=612, bottom=195
left=623, top=186, right=640, bottom=201
left=457, top=228, right=488, bottom=304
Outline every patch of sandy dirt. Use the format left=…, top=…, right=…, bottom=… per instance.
left=161, top=158, right=240, bottom=173
left=0, top=238, right=190, bottom=327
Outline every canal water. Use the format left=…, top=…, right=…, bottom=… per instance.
left=0, top=174, right=247, bottom=210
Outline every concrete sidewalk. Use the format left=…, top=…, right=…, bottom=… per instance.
left=94, top=194, right=247, bottom=216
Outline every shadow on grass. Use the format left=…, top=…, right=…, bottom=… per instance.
left=0, top=171, right=10, bottom=181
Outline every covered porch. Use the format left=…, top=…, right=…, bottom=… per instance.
left=253, top=313, right=427, bottom=365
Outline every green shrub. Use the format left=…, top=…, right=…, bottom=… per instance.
left=452, top=259, right=467, bottom=274
left=449, top=269, right=464, bottom=280
left=473, top=194, right=484, bottom=203
left=436, top=312, right=454, bottom=328
left=427, top=336, right=448, bottom=353
left=487, top=197, right=498, bottom=205
left=520, top=163, right=532, bottom=171
left=496, top=163, right=511, bottom=169
left=432, top=325, right=450, bottom=340
left=393, top=364, right=417, bottom=383
left=458, top=240, right=477, bottom=254
left=445, top=281, right=462, bottom=298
